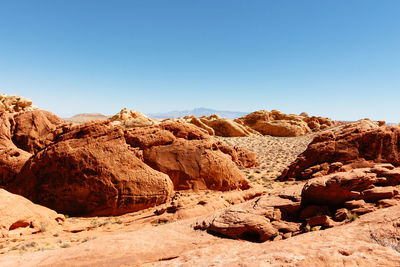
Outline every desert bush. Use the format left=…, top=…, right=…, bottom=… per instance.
left=347, top=212, right=358, bottom=222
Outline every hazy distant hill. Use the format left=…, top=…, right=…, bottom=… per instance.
left=63, top=113, right=109, bottom=123
left=147, top=108, right=248, bottom=120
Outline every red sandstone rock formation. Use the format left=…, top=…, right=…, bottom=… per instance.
left=0, top=94, right=37, bottom=113
left=234, top=109, right=333, bottom=137
left=110, top=108, right=155, bottom=128
left=280, top=124, right=400, bottom=180
left=0, top=109, right=64, bottom=186
left=143, top=139, right=249, bottom=191
left=125, top=121, right=254, bottom=191
left=10, top=121, right=174, bottom=216
left=213, top=141, right=258, bottom=168
left=197, top=163, right=400, bottom=242
left=2, top=117, right=253, bottom=215
left=11, top=110, right=64, bottom=153
left=0, top=114, right=32, bottom=186
left=0, top=95, right=256, bottom=217
left=185, top=114, right=260, bottom=137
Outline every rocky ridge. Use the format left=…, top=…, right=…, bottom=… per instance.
left=234, top=109, right=333, bottom=137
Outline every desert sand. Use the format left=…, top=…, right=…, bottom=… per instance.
left=219, top=134, right=313, bottom=184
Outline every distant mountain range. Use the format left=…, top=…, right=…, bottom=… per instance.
left=147, top=108, right=249, bottom=120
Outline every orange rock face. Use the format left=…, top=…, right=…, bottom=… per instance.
left=0, top=189, right=64, bottom=238
left=126, top=121, right=253, bottom=191
left=280, top=125, right=400, bottom=180
left=185, top=114, right=260, bottom=137
left=213, top=141, right=258, bottom=168
left=10, top=121, right=174, bottom=216
left=235, top=109, right=333, bottom=137
left=301, top=169, right=383, bottom=206
left=11, top=110, right=64, bottom=153
left=110, top=108, right=155, bottom=128
left=143, top=139, right=248, bottom=191
left=0, top=110, right=64, bottom=186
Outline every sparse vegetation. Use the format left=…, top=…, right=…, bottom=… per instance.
left=60, top=242, right=71, bottom=248
left=347, top=212, right=358, bottom=222
left=152, top=219, right=169, bottom=226
left=370, top=225, right=400, bottom=253
left=112, top=217, right=123, bottom=224
left=25, top=241, right=37, bottom=248
left=90, top=219, right=99, bottom=228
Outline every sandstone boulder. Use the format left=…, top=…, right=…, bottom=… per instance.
left=299, top=112, right=309, bottom=117
left=301, top=169, right=380, bottom=206
left=159, top=121, right=210, bottom=140
left=125, top=124, right=257, bottom=169
left=188, top=116, right=215, bottom=135
left=0, top=146, right=31, bottom=186
left=192, top=115, right=259, bottom=137
left=306, top=215, right=334, bottom=227
left=333, top=208, right=349, bottom=221
left=0, top=114, right=32, bottom=186
left=10, top=121, right=174, bottom=216
left=255, top=120, right=311, bottom=137
left=280, top=124, right=400, bottom=180
left=124, top=126, right=175, bottom=149
left=0, top=189, right=64, bottom=238
left=11, top=110, right=64, bottom=153
left=361, top=186, right=398, bottom=202
left=199, top=208, right=278, bottom=242
left=0, top=109, right=64, bottom=186
left=195, top=187, right=302, bottom=242
left=213, top=142, right=258, bottom=168
left=235, top=109, right=332, bottom=137
left=341, top=119, right=380, bottom=131
left=0, top=94, right=37, bottom=113
left=143, top=139, right=249, bottom=191
left=110, top=108, right=155, bottom=128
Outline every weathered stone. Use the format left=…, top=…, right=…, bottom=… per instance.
left=333, top=208, right=349, bottom=221
left=10, top=121, right=174, bottom=216
left=280, top=122, right=400, bottom=180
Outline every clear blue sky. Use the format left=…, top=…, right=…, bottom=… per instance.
left=1, top=0, right=399, bottom=121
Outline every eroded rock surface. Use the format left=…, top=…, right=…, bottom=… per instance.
left=280, top=122, right=400, bottom=180
left=234, top=109, right=332, bottom=137
left=0, top=189, right=64, bottom=238
left=197, top=164, right=400, bottom=242
left=10, top=121, right=174, bottom=216
left=144, top=139, right=249, bottom=191
left=125, top=121, right=254, bottom=191
left=0, top=94, right=37, bottom=114
left=185, top=114, right=260, bottom=137
left=110, top=108, right=155, bottom=128
left=11, top=110, right=64, bottom=153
